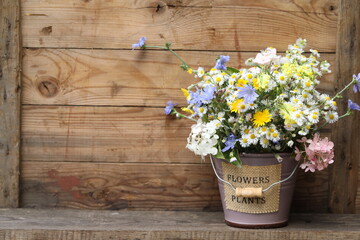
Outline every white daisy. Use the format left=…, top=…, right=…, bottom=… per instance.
left=324, top=111, right=339, bottom=123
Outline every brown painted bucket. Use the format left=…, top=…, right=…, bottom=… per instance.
left=212, top=153, right=297, bottom=228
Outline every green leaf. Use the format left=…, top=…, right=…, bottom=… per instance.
left=213, top=144, right=225, bottom=159
left=232, top=148, right=242, bottom=167
left=180, top=64, right=188, bottom=71
left=165, top=42, right=172, bottom=49
left=225, top=67, right=240, bottom=74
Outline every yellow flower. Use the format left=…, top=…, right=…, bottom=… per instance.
left=257, top=73, right=270, bottom=89
left=279, top=103, right=296, bottom=125
left=230, top=99, right=247, bottom=113
left=236, top=78, right=248, bottom=87
left=181, top=107, right=194, bottom=115
left=252, top=109, right=272, bottom=127
left=181, top=88, right=190, bottom=100
left=252, top=78, right=260, bottom=90
left=187, top=68, right=193, bottom=74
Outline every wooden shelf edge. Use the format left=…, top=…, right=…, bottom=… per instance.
left=0, top=209, right=359, bottom=240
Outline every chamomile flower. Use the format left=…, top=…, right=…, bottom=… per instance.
left=241, top=126, right=252, bottom=136
left=248, top=132, right=259, bottom=145
left=239, top=136, right=251, bottom=148
left=230, top=99, right=249, bottom=113
left=268, top=130, right=281, bottom=142
left=298, top=128, right=309, bottom=136
left=324, top=111, right=339, bottom=123
left=213, top=74, right=226, bottom=86
left=196, top=67, right=205, bottom=78
left=258, top=126, right=268, bottom=136
left=260, top=137, right=270, bottom=148
left=307, top=110, right=320, bottom=124
left=276, top=74, right=287, bottom=84
left=320, top=61, right=331, bottom=73
left=291, top=110, right=306, bottom=126
left=310, top=49, right=320, bottom=57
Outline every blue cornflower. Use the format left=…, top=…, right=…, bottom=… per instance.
left=237, top=85, right=259, bottom=103
left=222, top=133, right=239, bottom=152
left=214, top=55, right=230, bottom=70
left=353, top=73, right=360, bottom=93
left=164, top=101, right=177, bottom=115
left=189, top=85, right=216, bottom=106
left=189, top=88, right=203, bottom=106
left=348, top=99, right=360, bottom=111
left=201, top=85, right=216, bottom=102
left=132, top=37, right=147, bottom=50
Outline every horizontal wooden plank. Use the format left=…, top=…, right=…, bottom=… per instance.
left=21, top=105, right=199, bottom=163
left=0, top=209, right=359, bottom=240
left=20, top=162, right=220, bottom=210
left=20, top=0, right=340, bottom=14
left=21, top=161, right=330, bottom=212
left=21, top=106, right=333, bottom=164
left=22, top=49, right=336, bottom=106
left=21, top=1, right=337, bottom=50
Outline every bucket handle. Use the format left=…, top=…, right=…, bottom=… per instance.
left=209, top=155, right=299, bottom=198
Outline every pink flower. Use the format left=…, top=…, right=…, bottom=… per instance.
left=253, top=48, right=280, bottom=65
left=295, top=133, right=335, bottom=172
left=295, top=147, right=302, bottom=161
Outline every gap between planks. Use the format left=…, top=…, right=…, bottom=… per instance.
left=23, top=47, right=337, bottom=54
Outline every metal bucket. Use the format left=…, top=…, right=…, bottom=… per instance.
left=212, top=153, right=298, bottom=228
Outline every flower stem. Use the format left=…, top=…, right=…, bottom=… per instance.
left=173, top=109, right=197, bottom=122
left=144, top=45, right=190, bottom=70
left=317, top=110, right=352, bottom=130
left=331, top=78, right=357, bottom=100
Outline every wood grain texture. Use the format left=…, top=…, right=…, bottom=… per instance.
left=0, top=0, right=21, bottom=207
left=20, top=161, right=333, bottom=212
left=21, top=105, right=198, bottom=163
left=21, top=105, right=332, bottom=164
left=21, top=105, right=331, bottom=211
left=329, top=0, right=360, bottom=214
left=0, top=209, right=360, bottom=240
left=21, top=0, right=337, bottom=50
left=292, top=170, right=329, bottom=213
left=20, top=0, right=340, bottom=14
left=22, top=49, right=336, bottom=106
left=357, top=169, right=360, bottom=213
left=20, top=161, right=221, bottom=210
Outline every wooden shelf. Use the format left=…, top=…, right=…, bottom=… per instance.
left=0, top=209, right=359, bottom=239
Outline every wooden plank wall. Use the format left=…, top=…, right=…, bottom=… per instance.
left=330, top=0, right=360, bottom=214
left=0, top=0, right=21, bottom=208
left=19, top=0, right=358, bottom=212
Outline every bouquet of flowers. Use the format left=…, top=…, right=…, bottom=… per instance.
left=133, top=37, right=360, bottom=172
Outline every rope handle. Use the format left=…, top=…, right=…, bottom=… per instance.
left=210, top=155, right=299, bottom=198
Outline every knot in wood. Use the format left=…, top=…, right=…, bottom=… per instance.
left=40, top=26, right=52, bottom=35
left=37, top=76, right=59, bottom=98
left=154, top=1, right=167, bottom=13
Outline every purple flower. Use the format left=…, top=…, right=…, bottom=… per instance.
left=348, top=99, right=360, bottom=111
left=132, top=37, right=147, bottom=50
left=164, top=101, right=177, bottom=115
left=222, top=133, right=239, bottom=152
left=201, top=85, right=216, bottom=102
left=237, top=85, right=259, bottom=103
left=189, top=90, right=202, bottom=106
left=189, top=85, right=216, bottom=106
left=353, top=73, right=360, bottom=93
left=214, top=55, right=230, bottom=70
